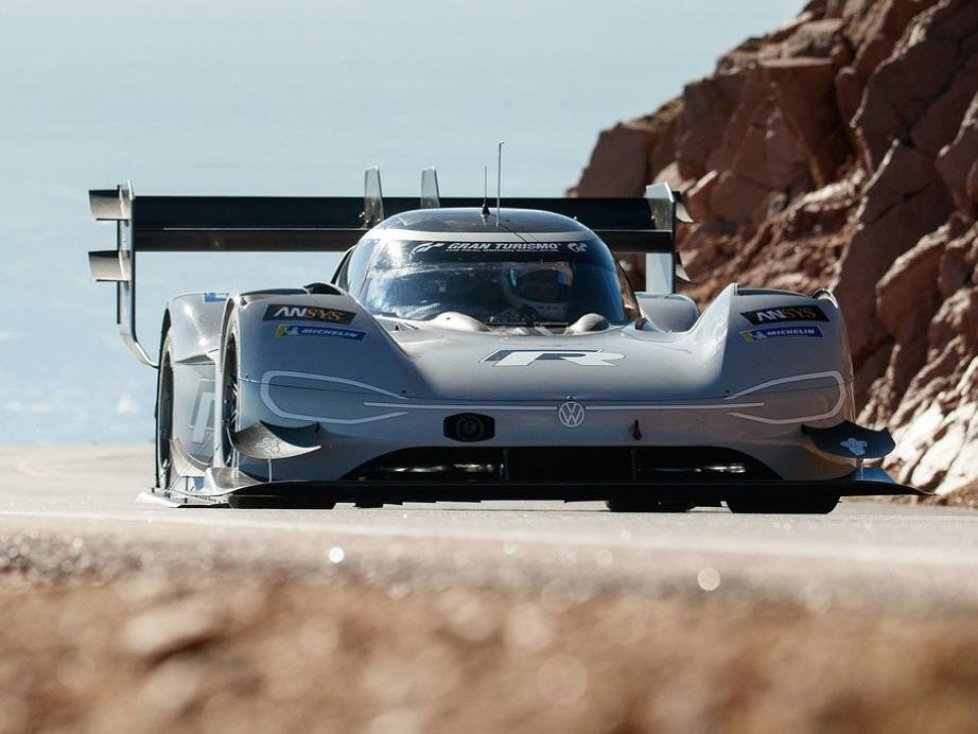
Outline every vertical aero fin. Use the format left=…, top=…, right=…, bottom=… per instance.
left=88, top=181, right=156, bottom=367
left=363, top=167, right=384, bottom=227
left=645, top=182, right=694, bottom=290
left=420, top=167, right=440, bottom=209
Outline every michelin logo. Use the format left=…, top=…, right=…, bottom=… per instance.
left=741, top=326, right=823, bottom=342
left=275, top=324, right=366, bottom=341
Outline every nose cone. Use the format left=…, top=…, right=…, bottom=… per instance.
left=394, top=329, right=723, bottom=402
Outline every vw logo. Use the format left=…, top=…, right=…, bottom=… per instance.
left=558, top=400, right=586, bottom=429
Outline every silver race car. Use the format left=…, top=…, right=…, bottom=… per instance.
left=88, top=170, right=920, bottom=511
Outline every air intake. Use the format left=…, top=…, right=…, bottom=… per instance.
left=444, top=413, right=495, bottom=443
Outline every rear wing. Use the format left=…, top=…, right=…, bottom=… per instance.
left=89, top=170, right=691, bottom=367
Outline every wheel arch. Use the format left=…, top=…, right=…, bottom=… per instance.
left=157, top=295, right=226, bottom=477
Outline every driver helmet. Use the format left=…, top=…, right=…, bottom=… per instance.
left=502, top=263, right=574, bottom=321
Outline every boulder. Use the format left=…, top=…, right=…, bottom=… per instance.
left=834, top=65, right=863, bottom=130
left=937, top=223, right=978, bottom=297
left=944, top=394, right=978, bottom=492
left=911, top=53, right=978, bottom=158
left=846, top=0, right=944, bottom=86
left=676, top=76, right=741, bottom=180
left=854, top=37, right=957, bottom=171
left=709, top=172, right=770, bottom=226
left=764, top=57, right=851, bottom=185
left=936, top=93, right=978, bottom=214
left=877, top=230, right=946, bottom=344
left=854, top=0, right=978, bottom=171
left=968, top=160, right=978, bottom=205
left=779, top=18, right=846, bottom=59
left=834, top=143, right=953, bottom=363
left=857, top=142, right=943, bottom=224
left=647, top=100, right=683, bottom=181
left=685, top=171, right=719, bottom=222
left=574, top=123, right=656, bottom=197
left=873, top=231, right=947, bottom=411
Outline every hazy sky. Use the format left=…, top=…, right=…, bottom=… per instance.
left=0, top=0, right=798, bottom=443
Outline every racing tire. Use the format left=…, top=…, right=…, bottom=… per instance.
left=725, top=494, right=840, bottom=515
left=220, top=337, right=240, bottom=470
left=605, top=499, right=696, bottom=513
left=154, top=334, right=175, bottom=492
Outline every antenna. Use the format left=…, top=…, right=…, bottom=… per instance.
left=482, top=166, right=490, bottom=218
left=496, top=140, right=504, bottom=227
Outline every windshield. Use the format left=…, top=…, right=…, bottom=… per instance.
left=349, top=239, right=638, bottom=326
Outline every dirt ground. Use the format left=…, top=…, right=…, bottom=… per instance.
left=931, top=480, right=978, bottom=509
left=2, top=568, right=977, bottom=734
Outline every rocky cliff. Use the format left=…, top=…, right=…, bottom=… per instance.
left=573, top=0, right=978, bottom=497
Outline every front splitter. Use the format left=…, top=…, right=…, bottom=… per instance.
left=174, top=466, right=926, bottom=508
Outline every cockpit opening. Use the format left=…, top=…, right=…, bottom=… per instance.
left=339, top=237, right=640, bottom=328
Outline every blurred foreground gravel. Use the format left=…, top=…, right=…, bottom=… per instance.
left=2, top=558, right=978, bottom=733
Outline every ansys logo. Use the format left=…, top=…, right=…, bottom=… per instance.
left=262, top=304, right=356, bottom=325
left=740, top=304, right=828, bottom=325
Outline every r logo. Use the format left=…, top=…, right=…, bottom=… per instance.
left=482, top=350, right=625, bottom=367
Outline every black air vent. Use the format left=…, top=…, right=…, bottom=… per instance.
left=444, top=413, right=495, bottom=443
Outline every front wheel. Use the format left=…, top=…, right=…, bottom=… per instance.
left=220, top=337, right=240, bottom=469
left=155, top=334, right=175, bottom=491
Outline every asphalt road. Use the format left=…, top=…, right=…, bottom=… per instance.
left=2, top=444, right=977, bottom=612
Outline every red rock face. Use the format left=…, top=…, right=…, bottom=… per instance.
left=572, top=0, right=978, bottom=496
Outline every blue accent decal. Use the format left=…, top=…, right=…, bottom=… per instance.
left=202, top=292, right=228, bottom=303
left=741, top=326, right=823, bottom=342
left=275, top=324, right=366, bottom=341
